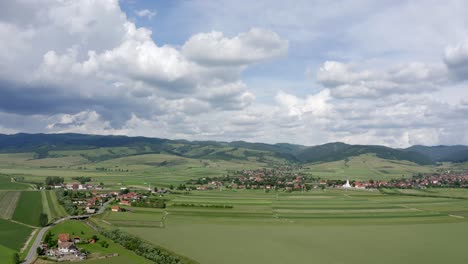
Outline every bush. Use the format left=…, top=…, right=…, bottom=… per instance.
left=101, top=229, right=184, bottom=264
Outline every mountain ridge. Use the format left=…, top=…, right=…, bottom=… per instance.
left=0, top=133, right=466, bottom=164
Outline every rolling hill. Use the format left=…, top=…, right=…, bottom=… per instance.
left=0, top=133, right=465, bottom=165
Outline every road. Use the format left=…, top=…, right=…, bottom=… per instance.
left=23, top=199, right=113, bottom=264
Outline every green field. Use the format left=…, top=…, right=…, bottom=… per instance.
left=0, top=173, right=31, bottom=190
left=92, top=189, right=468, bottom=264
left=0, top=191, right=20, bottom=219
left=0, top=218, right=33, bottom=263
left=47, top=220, right=152, bottom=264
left=42, top=190, right=68, bottom=221
left=12, top=191, right=43, bottom=226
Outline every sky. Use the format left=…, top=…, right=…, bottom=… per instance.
left=0, top=0, right=467, bottom=147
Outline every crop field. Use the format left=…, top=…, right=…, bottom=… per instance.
left=100, top=207, right=165, bottom=227
left=0, top=218, right=33, bottom=262
left=0, top=191, right=20, bottom=219
left=12, top=191, right=43, bottom=226
left=45, top=220, right=152, bottom=264
left=91, top=189, right=468, bottom=264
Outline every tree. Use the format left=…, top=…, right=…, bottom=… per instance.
left=45, top=176, right=64, bottom=186
left=72, top=176, right=92, bottom=184
left=39, top=213, right=48, bottom=227
left=12, top=253, right=20, bottom=264
left=36, top=246, right=43, bottom=255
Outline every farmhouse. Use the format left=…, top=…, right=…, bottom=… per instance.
left=58, top=241, right=78, bottom=254
left=111, top=206, right=121, bottom=212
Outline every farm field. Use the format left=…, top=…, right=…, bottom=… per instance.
left=0, top=191, right=20, bottom=219
left=92, top=189, right=468, bottom=264
left=12, top=191, right=43, bottom=227
left=0, top=218, right=34, bottom=263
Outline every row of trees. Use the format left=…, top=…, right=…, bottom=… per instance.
left=45, top=176, right=64, bottom=186
left=56, top=190, right=79, bottom=215
left=131, top=199, right=166, bottom=209
left=101, top=229, right=184, bottom=264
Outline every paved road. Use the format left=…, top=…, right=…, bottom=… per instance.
left=23, top=199, right=113, bottom=264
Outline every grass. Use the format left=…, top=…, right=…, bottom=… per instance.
left=0, top=174, right=31, bottom=190
left=12, top=191, right=43, bottom=226
left=47, top=220, right=152, bottom=264
left=91, top=189, right=468, bottom=264
left=0, top=218, right=34, bottom=251
left=45, top=190, right=68, bottom=219
left=303, top=154, right=434, bottom=180
left=0, top=191, right=21, bottom=219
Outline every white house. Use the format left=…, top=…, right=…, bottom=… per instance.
left=58, top=242, right=78, bottom=254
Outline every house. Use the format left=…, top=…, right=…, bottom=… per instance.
left=58, top=233, right=71, bottom=243
left=85, top=207, right=96, bottom=214
left=111, top=206, right=121, bottom=212
left=58, top=242, right=78, bottom=254
left=119, top=200, right=131, bottom=206
left=73, top=237, right=81, bottom=243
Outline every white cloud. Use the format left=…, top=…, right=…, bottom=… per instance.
left=135, top=9, right=156, bottom=19
left=182, top=28, right=288, bottom=66
left=314, top=61, right=447, bottom=99
left=444, top=38, right=468, bottom=79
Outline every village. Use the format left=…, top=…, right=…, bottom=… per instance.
left=187, top=168, right=468, bottom=191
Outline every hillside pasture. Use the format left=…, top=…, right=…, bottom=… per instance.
left=303, top=154, right=434, bottom=180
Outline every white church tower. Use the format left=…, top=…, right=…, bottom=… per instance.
left=343, top=179, right=352, bottom=188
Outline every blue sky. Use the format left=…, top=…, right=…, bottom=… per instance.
left=0, top=0, right=467, bottom=147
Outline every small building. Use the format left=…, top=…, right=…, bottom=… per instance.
left=119, top=200, right=131, bottom=206
left=85, top=207, right=96, bottom=214
left=111, top=206, right=121, bottom=212
left=73, top=237, right=81, bottom=243
left=58, top=242, right=78, bottom=254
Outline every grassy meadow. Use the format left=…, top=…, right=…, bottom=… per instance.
left=303, top=154, right=434, bottom=180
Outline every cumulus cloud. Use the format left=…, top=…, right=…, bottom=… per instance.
left=182, top=28, right=288, bottom=66
left=135, top=9, right=156, bottom=19
left=444, top=38, right=468, bottom=80
left=314, top=61, right=447, bottom=99
left=0, top=0, right=289, bottom=133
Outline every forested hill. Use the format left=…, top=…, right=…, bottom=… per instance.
left=0, top=133, right=465, bottom=165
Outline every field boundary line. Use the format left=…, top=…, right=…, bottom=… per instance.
left=449, top=214, right=465, bottom=219
left=20, top=229, right=38, bottom=253
left=7, top=218, right=37, bottom=229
